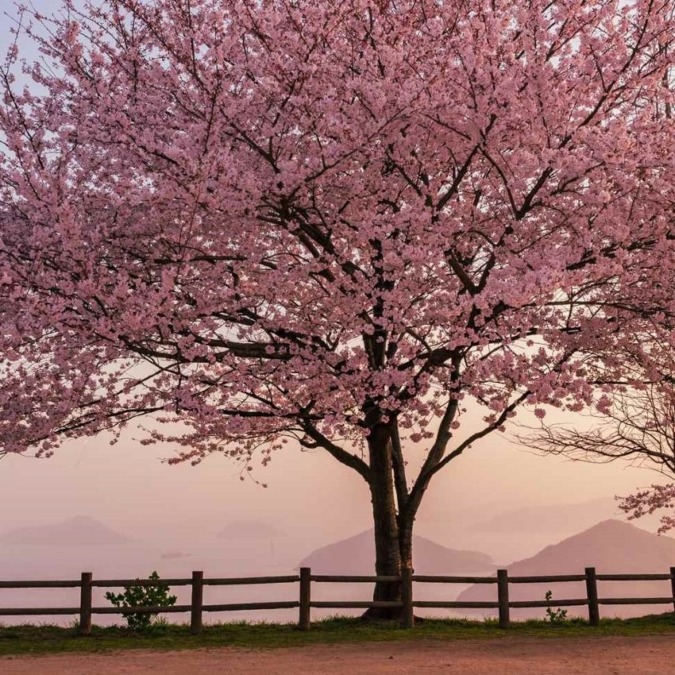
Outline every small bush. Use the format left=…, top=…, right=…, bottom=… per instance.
left=105, top=571, right=177, bottom=631
left=544, top=590, right=568, bottom=624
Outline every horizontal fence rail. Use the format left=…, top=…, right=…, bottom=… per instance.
left=2, top=566, right=675, bottom=633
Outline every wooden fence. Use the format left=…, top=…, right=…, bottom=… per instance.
left=2, top=566, right=675, bottom=634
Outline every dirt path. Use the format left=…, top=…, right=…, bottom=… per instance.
left=2, top=636, right=675, bottom=674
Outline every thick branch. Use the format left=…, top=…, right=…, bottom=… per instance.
left=299, top=421, right=371, bottom=482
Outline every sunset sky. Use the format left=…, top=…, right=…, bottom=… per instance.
left=0, top=408, right=663, bottom=545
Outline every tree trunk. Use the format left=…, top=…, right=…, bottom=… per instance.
left=363, top=423, right=404, bottom=619
left=398, top=516, right=413, bottom=574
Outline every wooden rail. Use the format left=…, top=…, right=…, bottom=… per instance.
left=2, top=566, right=675, bottom=633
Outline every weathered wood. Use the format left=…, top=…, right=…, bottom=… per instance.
left=400, top=568, right=414, bottom=629
left=509, top=575, right=586, bottom=584
left=585, top=567, right=600, bottom=626
left=5, top=567, right=675, bottom=626
left=190, top=571, right=203, bottom=634
left=599, top=597, right=675, bottom=605
left=413, top=601, right=500, bottom=609
left=92, top=578, right=192, bottom=587
left=0, top=607, right=80, bottom=615
left=596, top=574, right=671, bottom=581
left=310, top=601, right=403, bottom=609
left=311, top=575, right=399, bottom=583
left=497, top=569, right=509, bottom=629
left=79, top=572, right=92, bottom=636
left=509, top=599, right=588, bottom=608
left=412, top=575, right=497, bottom=584
left=0, top=580, right=81, bottom=588
left=203, top=602, right=299, bottom=612
left=93, top=605, right=192, bottom=614
left=299, top=567, right=311, bottom=630
left=204, top=575, right=300, bottom=586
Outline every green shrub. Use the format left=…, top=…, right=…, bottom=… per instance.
left=544, top=590, right=568, bottom=624
left=105, top=571, right=177, bottom=631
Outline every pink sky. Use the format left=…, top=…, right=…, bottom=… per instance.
left=0, top=416, right=659, bottom=544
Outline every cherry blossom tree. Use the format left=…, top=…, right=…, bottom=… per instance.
left=2, top=0, right=675, bottom=614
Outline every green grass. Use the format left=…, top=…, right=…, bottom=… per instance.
left=2, top=614, right=675, bottom=657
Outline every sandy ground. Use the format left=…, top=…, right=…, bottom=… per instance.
left=2, top=636, right=675, bottom=674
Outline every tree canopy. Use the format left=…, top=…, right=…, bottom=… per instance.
left=2, top=0, right=675, bottom=595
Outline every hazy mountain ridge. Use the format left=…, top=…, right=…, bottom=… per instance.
left=299, top=529, right=494, bottom=575
left=505, top=519, right=675, bottom=572
left=471, top=498, right=621, bottom=534
left=456, top=519, right=675, bottom=619
left=0, top=516, right=132, bottom=545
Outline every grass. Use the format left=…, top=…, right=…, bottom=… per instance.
left=1, top=614, right=675, bottom=657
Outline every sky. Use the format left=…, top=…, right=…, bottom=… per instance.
left=0, top=0, right=670, bottom=558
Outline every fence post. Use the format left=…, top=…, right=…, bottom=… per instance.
left=190, top=571, right=204, bottom=634
left=299, top=567, right=311, bottom=630
left=79, top=572, right=93, bottom=636
left=497, top=569, right=509, bottom=629
left=670, top=567, right=675, bottom=613
left=585, top=567, right=600, bottom=626
left=400, top=568, right=414, bottom=629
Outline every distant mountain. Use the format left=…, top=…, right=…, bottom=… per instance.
left=456, top=519, right=675, bottom=619
left=217, top=520, right=285, bottom=540
left=472, top=498, right=620, bottom=534
left=0, top=516, right=132, bottom=545
left=299, top=529, right=494, bottom=575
